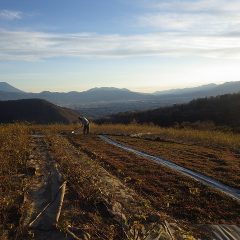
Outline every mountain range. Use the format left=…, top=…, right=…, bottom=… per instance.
left=153, top=83, right=217, bottom=95
left=1, top=81, right=240, bottom=118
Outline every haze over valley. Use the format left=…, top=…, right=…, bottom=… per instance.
left=1, top=81, right=240, bottom=118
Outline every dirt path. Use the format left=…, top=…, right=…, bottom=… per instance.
left=21, top=134, right=67, bottom=239
left=99, top=135, right=240, bottom=202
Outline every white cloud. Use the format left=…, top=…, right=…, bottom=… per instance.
left=152, top=0, right=240, bottom=13
left=0, top=9, right=22, bottom=20
left=1, top=1, right=239, bottom=61
left=138, top=0, right=240, bottom=34
left=1, top=28, right=240, bottom=61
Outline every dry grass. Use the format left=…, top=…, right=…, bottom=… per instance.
left=91, top=123, right=240, bottom=150
left=28, top=122, right=240, bottom=150
left=0, top=124, right=30, bottom=239
left=29, top=123, right=75, bottom=135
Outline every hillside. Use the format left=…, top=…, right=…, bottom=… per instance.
left=96, top=93, right=240, bottom=131
left=0, top=99, right=79, bottom=124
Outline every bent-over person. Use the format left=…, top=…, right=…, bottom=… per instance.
left=78, top=116, right=90, bottom=135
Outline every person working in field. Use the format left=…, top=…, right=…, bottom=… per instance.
left=79, top=116, right=90, bottom=135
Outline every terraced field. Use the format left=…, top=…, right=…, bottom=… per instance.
left=0, top=123, right=239, bottom=239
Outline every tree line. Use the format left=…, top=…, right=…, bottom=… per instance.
left=95, top=93, right=240, bottom=132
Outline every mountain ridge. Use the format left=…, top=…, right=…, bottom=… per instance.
left=1, top=81, right=240, bottom=118
left=1, top=81, right=240, bottom=97
left=154, top=83, right=218, bottom=95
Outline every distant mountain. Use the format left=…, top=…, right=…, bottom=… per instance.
left=76, top=82, right=240, bottom=118
left=0, top=82, right=24, bottom=93
left=36, top=87, right=153, bottom=105
left=96, top=93, right=240, bottom=131
left=0, top=99, right=79, bottom=124
left=87, top=87, right=130, bottom=92
left=0, top=86, right=153, bottom=105
left=1, top=81, right=240, bottom=118
left=1, top=82, right=240, bottom=105
left=207, top=81, right=240, bottom=96
left=154, top=84, right=217, bottom=95
left=154, top=81, right=240, bottom=97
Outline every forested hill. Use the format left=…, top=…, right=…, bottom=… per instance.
left=96, top=93, right=240, bottom=131
left=0, top=99, right=79, bottom=124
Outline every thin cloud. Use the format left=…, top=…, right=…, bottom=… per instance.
left=138, top=0, right=240, bottom=35
left=0, top=9, right=23, bottom=20
left=1, top=29, right=240, bottom=61
left=151, top=0, right=240, bottom=13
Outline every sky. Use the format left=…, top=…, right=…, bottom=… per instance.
left=1, top=0, right=240, bottom=93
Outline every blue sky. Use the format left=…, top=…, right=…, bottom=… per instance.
left=1, top=0, right=240, bottom=92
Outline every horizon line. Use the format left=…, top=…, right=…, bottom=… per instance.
left=2, top=80, right=240, bottom=94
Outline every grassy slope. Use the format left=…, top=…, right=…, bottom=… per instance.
left=91, top=123, right=240, bottom=149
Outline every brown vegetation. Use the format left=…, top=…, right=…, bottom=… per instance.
left=90, top=123, right=240, bottom=150
left=0, top=124, right=30, bottom=239
left=0, top=123, right=239, bottom=239
left=110, top=135, right=240, bottom=189
left=45, top=133, right=188, bottom=239
left=67, top=134, right=240, bottom=226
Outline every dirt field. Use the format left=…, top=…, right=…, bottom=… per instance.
left=68, top=134, right=239, bottom=225
left=1, top=123, right=239, bottom=239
